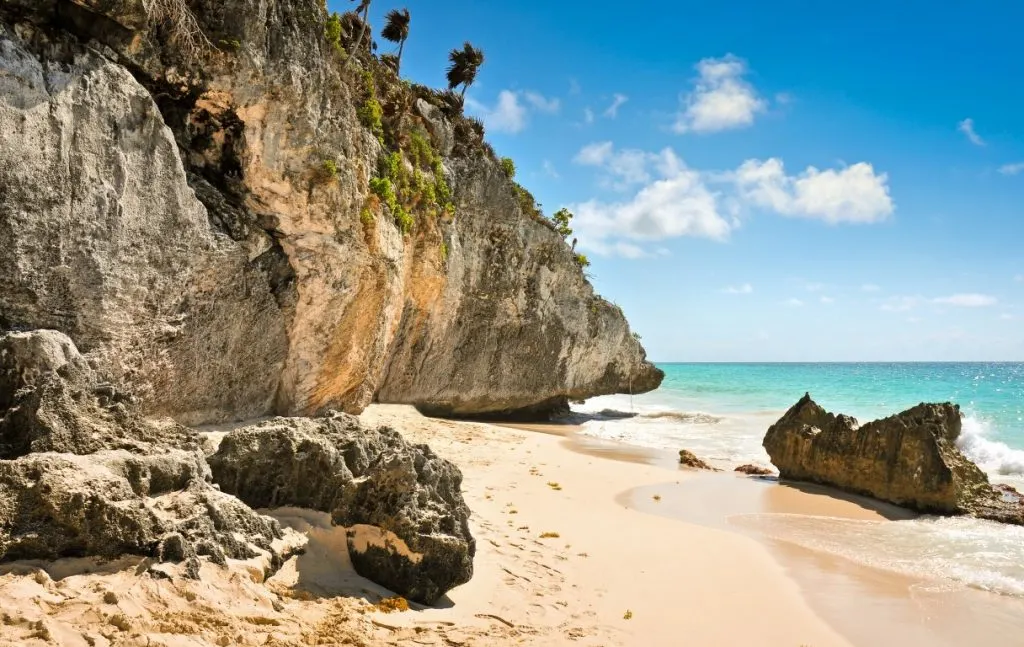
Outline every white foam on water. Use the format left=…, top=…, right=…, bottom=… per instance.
left=733, top=513, right=1024, bottom=597
left=572, top=394, right=774, bottom=465
left=958, top=415, right=1024, bottom=477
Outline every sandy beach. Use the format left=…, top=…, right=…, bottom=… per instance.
left=3, top=405, right=1024, bottom=646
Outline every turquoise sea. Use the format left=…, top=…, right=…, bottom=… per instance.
left=577, top=362, right=1024, bottom=475
left=573, top=362, right=1024, bottom=597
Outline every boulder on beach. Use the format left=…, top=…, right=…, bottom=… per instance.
left=209, top=415, right=475, bottom=604
left=734, top=464, right=774, bottom=476
left=678, top=449, right=717, bottom=471
left=762, top=393, right=1024, bottom=524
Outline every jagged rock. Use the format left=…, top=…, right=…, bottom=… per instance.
left=0, top=449, right=286, bottom=566
left=415, top=99, right=455, bottom=157
left=1, top=331, right=199, bottom=459
left=0, top=2, right=661, bottom=425
left=208, top=414, right=474, bottom=604
left=734, top=464, right=774, bottom=476
left=678, top=449, right=716, bottom=471
left=763, top=394, right=1024, bottom=524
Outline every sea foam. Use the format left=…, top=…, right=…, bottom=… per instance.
left=958, top=415, right=1024, bottom=476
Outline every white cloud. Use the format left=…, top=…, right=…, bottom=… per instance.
left=571, top=152, right=733, bottom=257
left=542, top=160, right=560, bottom=179
left=466, top=90, right=527, bottom=133
left=604, top=93, right=629, bottom=118
left=734, top=158, right=894, bottom=224
left=958, top=118, right=985, bottom=146
left=674, top=55, right=766, bottom=134
left=722, top=284, right=753, bottom=294
left=998, top=162, right=1024, bottom=176
left=570, top=144, right=894, bottom=258
left=881, top=296, right=922, bottom=312
left=573, top=142, right=663, bottom=189
left=524, top=91, right=560, bottom=114
left=583, top=107, right=595, bottom=125
left=820, top=296, right=835, bottom=304
left=574, top=141, right=614, bottom=166
left=932, top=294, right=997, bottom=307
left=861, top=283, right=881, bottom=292
left=785, top=298, right=805, bottom=307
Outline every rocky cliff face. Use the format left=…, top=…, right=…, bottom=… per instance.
left=0, top=0, right=662, bottom=424
left=763, top=394, right=1024, bottom=524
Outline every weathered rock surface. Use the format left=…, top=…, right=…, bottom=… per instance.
left=678, top=449, right=717, bottom=471
left=734, top=464, right=774, bottom=476
left=209, top=414, right=474, bottom=604
left=0, top=330, right=290, bottom=575
left=763, top=394, right=1024, bottom=524
left=0, top=0, right=661, bottom=424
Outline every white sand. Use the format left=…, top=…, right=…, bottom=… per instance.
left=0, top=405, right=853, bottom=646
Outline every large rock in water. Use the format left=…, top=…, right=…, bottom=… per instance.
left=763, top=394, right=1024, bottom=524
left=0, top=2, right=662, bottom=424
left=209, top=415, right=474, bottom=604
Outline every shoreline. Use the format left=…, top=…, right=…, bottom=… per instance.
left=495, top=417, right=1024, bottom=645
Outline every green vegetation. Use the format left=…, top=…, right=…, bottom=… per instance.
left=539, top=532, right=560, bottom=539
left=446, top=42, right=485, bottom=98
left=369, top=177, right=397, bottom=212
left=623, top=610, right=633, bottom=621
left=218, top=38, right=242, bottom=51
left=357, top=70, right=384, bottom=144
left=360, top=207, right=374, bottom=225
left=325, top=12, right=343, bottom=52
left=574, top=253, right=590, bottom=268
left=552, top=208, right=574, bottom=238
left=316, top=159, right=339, bottom=184
left=500, top=157, right=516, bottom=179
left=513, top=184, right=543, bottom=221
left=632, top=331, right=642, bottom=341
left=440, top=241, right=448, bottom=262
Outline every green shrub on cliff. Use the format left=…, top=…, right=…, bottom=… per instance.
left=325, top=13, right=343, bottom=52
left=574, top=253, right=590, bottom=268
left=369, top=177, right=397, bottom=212
left=500, top=157, right=516, bottom=179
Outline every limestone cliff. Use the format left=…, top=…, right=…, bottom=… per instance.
left=0, top=0, right=662, bottom=424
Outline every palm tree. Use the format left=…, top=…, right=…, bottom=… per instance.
left=381, top=8, right=410, bottom=72
left=350, top=0, right=371, bottom=56
left=446, top=42, right=485, bottom=99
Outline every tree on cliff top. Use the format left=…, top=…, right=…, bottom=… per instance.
left=350, top=0, right=372, bottom=56
left=381, top=8, right=411, bottom=72
left=446, top=42, right=485, bottom=99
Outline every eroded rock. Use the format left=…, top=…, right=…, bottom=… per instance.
left=734, top=464, right=774, bottom=476
left=763, top=394, right=1024, bottom=524
left=678, top=449, right=717, bottom=471
left=209, top=414, right=474, bottom=604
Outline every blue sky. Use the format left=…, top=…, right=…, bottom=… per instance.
left=336, top=0, right=1024, bottom=361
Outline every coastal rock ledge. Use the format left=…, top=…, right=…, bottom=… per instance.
left=763, top=394, right=1024, bottom=525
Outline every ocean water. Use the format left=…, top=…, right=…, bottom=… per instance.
left=573, top=362, right=1024, bottom=597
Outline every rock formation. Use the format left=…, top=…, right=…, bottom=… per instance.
left=678, top=449, right=717, bottom=471
left=734, top=464, right=773, bottom=476
left=0, top=329, right=476, bottom=600
left=763, top=394, right=1024, bottom=524
left=0, top=0, right=661, bottom=424
left=208, top=415, right=474, bottom=604
left=0, top=331, right=289, bottom=576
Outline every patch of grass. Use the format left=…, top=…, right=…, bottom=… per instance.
left=508, top=509, right=519, bottom=515
left=318, top=159, right=339, bottom=183
left=652, top=494, right=661, bottom=502
left=439, top=241, right=448, bottom=262
left=547, top=481, right=562, bottom=491
left=375, top=597, right=410, bottom=613
left=623, top=610, right=633, bottom=620
left=539, top=532, right=560, bottom=539
left=360, top=207, right=374, bottom=225
left=574, top=253, right=590, bottom=268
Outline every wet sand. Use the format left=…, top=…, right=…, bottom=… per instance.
left=503, top=420, right=1024, bottom=646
